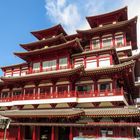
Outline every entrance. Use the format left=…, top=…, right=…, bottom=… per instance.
left=40, top=126, right=51, bottom=140
left=58, top=127, right=70, bottom=140
left=24, top=126, right=32, bottom=140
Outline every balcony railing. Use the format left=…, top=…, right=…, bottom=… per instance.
left=0, top=88, right=124, bottom=103
left=30, top=65, right=69, bottom=74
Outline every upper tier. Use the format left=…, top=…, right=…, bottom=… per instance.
left=31, top=24, right=67, bottom=40
left=86, top=6, right=128, bottom=28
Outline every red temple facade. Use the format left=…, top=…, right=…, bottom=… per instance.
left=0, top=7, right=140, bottom=140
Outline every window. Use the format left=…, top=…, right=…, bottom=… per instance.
left=2, top=92, right=9, bottom=98
left=86, top=57, right=97, bottom=69
left=33, top=62, right=40, bottom=71
left=25, top=88, right=34, bottom=95
left=99, top=83, right=111, bottom=91
left=5, top=70, right=12, bottom=77
left=5, top=72, right=12, bottom=77
left=59, top=57, right=68, bottom=69
left=21, top=67, right=28, bottom=76
left=115, top=35, right=124, bottom=47
left=13, top=91, right=22, bottom=96
left=59, top=57, right=67, bottom=65
left=99, top=56, right=111, bottom=67
left=102, top=37, right=112, bottom=48
left=57, top=85, right=68, bottom=93
left=42, top=60, right=56, bottom=70
left=74, top=58, right=84, bottom=68
left=40, top=87, right=51, bottom=94
left=92, top=39, right=100, bottom=49
left=76, top=85, right=92, bottom=92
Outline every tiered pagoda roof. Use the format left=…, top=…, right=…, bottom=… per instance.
left=77, top=16, right=137, bottom=49
left=1, top=61, right=135, bottom=83
left=14, top=38, right=83, bottom=61
left=31, top=24, right=67, bottom=40
left=1, top=107, right=139, bottom=118
left=20, top=33, right=67, bottom=51
left=1, top=65, right=84, bottom=82
left=86, top=6, right=128, bottom=28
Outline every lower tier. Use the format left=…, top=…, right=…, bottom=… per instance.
left=0, top=125, right=139, bottom=140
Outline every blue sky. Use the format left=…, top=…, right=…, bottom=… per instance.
left=0, top=0, right=140, bottom=75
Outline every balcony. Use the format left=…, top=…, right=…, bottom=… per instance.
left=0, top=88, right=128, bottom=106
left=29, top=65, right=70, bottom=74
left=115, top=41, right=132, bottom=52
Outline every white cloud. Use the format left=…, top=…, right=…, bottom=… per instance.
left=45, top=0, right=82, bottom=34
left=122, top=0, right=140, bottom=49
left=45, top=0, right=140, bottom=49
left=45, top=0, right=123, bottom=34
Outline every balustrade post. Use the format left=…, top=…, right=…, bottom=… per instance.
left=34, top=81, right=40, bottom=99
left=68, top=85, right=70, bottom=97
left=112, top=76, right=117, bottom=95
left=93, top=78, right=98, bottom=96
left=52, top=80, right=57, bottom=98
left=9, top=87, right=13, bottom=102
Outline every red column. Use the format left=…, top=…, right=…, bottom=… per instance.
left=68, top=54, right=71, bottom=69
left=100, top=36, right=102, bottom=49
left=90, top=39, right=93, bottom=50
left=11, top=68, right=13, bottom=76
left=123, top=33, right=126, bottom=46
left=19, top=67, right=21, bottom=76
left=112, top=33, right=115, bottom=47
left=110, top=55, right=113, bottom=65
left=4, top=70, right=6, bottom=77
left=29, top=63, right=33, bottom=74
left=96, top=55, right=99, bottom=67
left=40, top=61, right=43, bottom=72
left=69, top=127, right=73, bottom=140
left=84, top=56, right=86, bottom=68
left=56, top=57, right=59, bottom=70
left=17, top=126, right=21, bottom=140
left=32, top=126, right=36, bottom=140
left=51, top=126, right=55, bottom=140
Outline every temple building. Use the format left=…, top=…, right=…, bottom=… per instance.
left=0, top=6, right=140, bottom=140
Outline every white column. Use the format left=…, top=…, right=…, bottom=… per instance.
left=68, top=85, right=70, bottom=93
left=50, top=87, right=53, bottom=94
